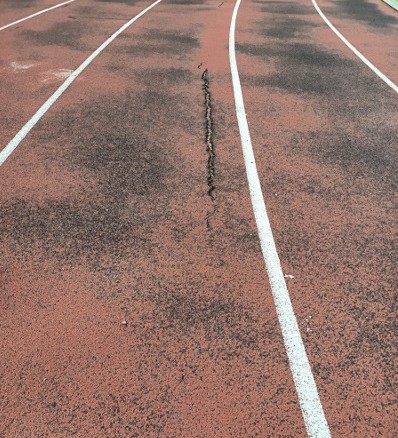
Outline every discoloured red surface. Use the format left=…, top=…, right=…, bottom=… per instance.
left=1, top=0, right=397, bottom=436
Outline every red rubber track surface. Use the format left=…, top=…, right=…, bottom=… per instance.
left=0, top=0, right=397, bottom=436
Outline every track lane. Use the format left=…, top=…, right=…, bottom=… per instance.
left=1, top=0, right=308, bottom=435
left=234, top=0, right=398, bottom=435
left=230, top=1, right=330, bottom=435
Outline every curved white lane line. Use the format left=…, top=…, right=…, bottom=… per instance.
left=0, top=0, right=163, bottom=166
left=229, top=1, right=331, bottom=437
left=312, top=0, right=398, bottom=94
left=381, top=0, right=398, bottom=12
left=0, top=0, right=76, bottom=32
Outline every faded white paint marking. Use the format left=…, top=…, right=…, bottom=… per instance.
left=11, top=61, right=35, bottom=71
left=229, top=0, right=331, bottom=436
left=42, top=69, right=74, bottom=82
left=0, top=0, right=163, bottom=166
left=312, top=0, right=398, bottom=94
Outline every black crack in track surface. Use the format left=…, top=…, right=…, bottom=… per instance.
left=202, top=69, right=215, bottom=200
left=21, top=21, right=88, bottom=50
left=201, top=69, right=217, bottom=231
left=0, top=91, right=197, bottom=268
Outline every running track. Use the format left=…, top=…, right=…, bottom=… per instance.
left=0, top=0, right=397, bottom=436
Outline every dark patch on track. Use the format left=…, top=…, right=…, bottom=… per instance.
left=122, top=276, right=283, bottom=364
left=342, top=315, right=397, bottom=380
left=168, top=0, right=207, bottom=5
left=252, top=70, right=340, bottom=95
left=21, top=21, right=87, bottom=50
left=131, top=67, right=193, bottom=86
left=244, top=13, right=398, bottom=190
left=61, top=91, right=195, bottom=199
left=239, top=39, right=397, bottom=190
left=4, top=0, right=40, bottom=8
left=330, top=0, right=398, bottom=28
left=235, top=42, right=270, bottom=58
left=261, top=17, right=319, bottom=39
left=145, top=30, right=200, bottom=46
left=94, top=0, right=139, bottom=4
left=117, top=30, right=200, bottom=56
left=0, top=91, right=197, bottom=266
left=238, top=42, right=371, bottom=96
left=237, top=42, right=351, bottom=68
left=294, top=128, right=397, bottom=190
left=259, top=0, right=312, bottom=15
left=74, top=5, right=128, bottom=19
left=275, top=218, right=397, bottom=355
left=320, top=310, right=398, bottom=426
left=275, top=215, right=397, bottom=392
left=0, top=199, right=151, bottom=265
left=263, top=112, right=396, bottom=199
left=148, top=290, right=266, bottom=349
left=264, top=168, right=350, bottom=206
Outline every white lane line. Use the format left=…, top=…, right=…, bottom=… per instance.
left=0, top=0, right=163, bottom=166
left=312, top=0, right=398, bottom=95
left=381, top=0, right=398, bottom=12
left=229, top=1, right=331, bottom=437
left=0, top=0, right=76, bottom=32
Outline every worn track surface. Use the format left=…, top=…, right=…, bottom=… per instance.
left=1, top=0, right=397, bottom=436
